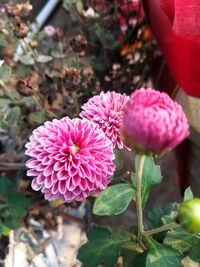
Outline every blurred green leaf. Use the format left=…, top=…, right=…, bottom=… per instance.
left=19, top=54, right=34, bottom=65
left=36, top=55, right=53, bottom=63
left=164, top=227, right=195, bottom=254
left=0, top=66, right=11, bottom=83
left=188, top=235, right=200, bottom=262
left=113, top=149, right=124, bottom=177
left=8, top=106, right=21, bottom=123
left=147, top=203, right=178, bottom=229
left=29, top=111, right=46, bottom=124
left=17, top=65, right=30, bottom=78
left=51, top=50, right=66, bottom=58
left=77, top=227, right=130, bottom=267
left=0, top=38, right=8, bottom=47
left=0, top=220, right=10, bottom=236
left=122, top=248, right=147, bottom=267
left=121, top=248, right=146, bottom=267
left=3, top=216, right=21, bottom=229
left=76, top=0, right=83, bottom=13
left=147, top=203, right=178, bottom=241
left=0, top=177, right=29, bottom=235
left=183, top=187, right=194, bottom=201
left=0, top=99, right=11, bottom=108
left=88, top=56, right=106, bottom=71
left=63, top=0, right=77, bottom=11
left=93, top=184, right=135, bottom=216
left=0, top=177, right=13, bottom=196
left=146, top=239, right=183, bottom=267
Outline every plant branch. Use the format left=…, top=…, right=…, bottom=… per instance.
left=135, top=154, right=145, bottom=241
left=32, top=95, right=57, bottom=118
left=72, top=91, right=80, bottom=115
left=0, top=82, right=16, bottom=103
left=143, top=222, right=179, bottom=236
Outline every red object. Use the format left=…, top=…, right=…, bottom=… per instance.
left=142, top=0, right=200, bottom=98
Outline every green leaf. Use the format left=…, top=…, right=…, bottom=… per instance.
left=121, top=248, right=146, bottom=267
left=164, top=227, right=193, bottom=253
left=93, top=184, right=135, bottom=216
left=36, top=55, right=53, bottom=63
left=8, top=193, right=30, bottom=217
left=133, top=156, right=162, bottom=206
left=0, top=177, right=13, bottom=196
left=0, top=66, right=11, bottom=83
left=8, top=106, right=21, bottom=123
left=29, top=111, right=46, bottom=124
left=147, top=203, right=178, bottom=229
left=3, top=216, right=21, bottom=229
left=77, top=227, right=130, bottom=267
left=147, top=203, right=178, bottom=241
left=146, top=239, right=183, bottom=267
left=0, top=38, right=8, bottom=47
left=183, top=187, right=194, bottom=201
left=113, top=149, right=124, bottom=177
left=112, top=228, right=134, bottom=240
left=88, top=56, right=106, bottom=71
left=19, top=54, right=34, bottom=65
left=63, top=0, right=76, bottom=11
left=0, top=99, right=11, bottom=108
left=76, top=0, right=83, bottom=13
left=17, top=65, right=30, bottom=78
left=188, top=235, right=200, bottom=262
left=86, top=227, right=110, bottom=240
left=51, top=50, right=66, bottom=58
left=0, top=220, right=10, bottom=236
left=164, top=227, right=200, bottom=262
left=0, top=177, right=29, bottom=232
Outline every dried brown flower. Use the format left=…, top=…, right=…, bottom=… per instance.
left=53, top=28, right=63, bottom=41
left=16, top=78, right=35, bottom=96
left=69, top=35, right=88, bottom=53
left=5, top=1, right=32, bottom=18
left=61, top=67, right=81, bottom=91
left=13, top=16, right=29, bottom=39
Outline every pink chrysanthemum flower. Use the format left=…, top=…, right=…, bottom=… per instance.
left=25, top=117, right=115, bottom=202
left=120, top=88, right=189, bottom=154
left=80, top=91, right=129, bottom=149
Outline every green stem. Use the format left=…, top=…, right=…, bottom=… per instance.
left=0, top=82, right=16, bottom=103
left=144, top=222, right=179, bottom=236
left=22, top=39, right=38, bottom=62
left=72, top=91, right=80, bottom=115
left=21, top=39, right=41, bottom=72
left=32, top=95, right=57, bottom=118
left=135, top=155, right=145, bottom=241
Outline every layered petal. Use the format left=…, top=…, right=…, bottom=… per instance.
left=80, top=91, right=129, bottom=149
left=120, top=88, right=189, bottom=153
left=25, top=117, right=115, bottom=202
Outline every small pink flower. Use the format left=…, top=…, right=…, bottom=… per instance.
left=44, top=25, right=56, bottom=37
left=25, top=117, right=115, bottom=202
left=80, top=91, right=129, bottom=149
left=120, top=88, right=189, bottom=154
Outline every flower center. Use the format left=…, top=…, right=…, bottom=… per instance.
left=68, top=144, right=80, bottom=155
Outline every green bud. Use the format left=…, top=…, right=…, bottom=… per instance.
left=178, top=198, right=200, bottom=234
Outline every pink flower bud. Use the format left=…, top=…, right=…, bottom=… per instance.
left=120, top=88, right=189, bottom=154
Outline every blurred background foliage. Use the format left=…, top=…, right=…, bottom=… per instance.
left=0, top=0, right=164, bottom=256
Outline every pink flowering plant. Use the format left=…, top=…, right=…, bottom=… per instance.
left=25, top=88, right=200, bottom=267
